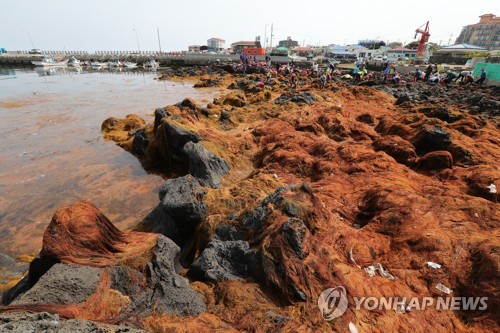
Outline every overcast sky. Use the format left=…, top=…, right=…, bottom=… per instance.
left=2, top=0, right=498, bottom=52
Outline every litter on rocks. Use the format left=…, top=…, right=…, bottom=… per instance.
left=348, top=322, right=359, bottom=333
left=364, top=263, right=395, bottom=280
left=349, top=248, right=361, bottom=269
left=436, top=283, right=452, bottom=294
left=427, top=262, right=442, bottom=269
left=487, top=183, right=497, bottom=194
left=395, top=301, right=406, bottom=314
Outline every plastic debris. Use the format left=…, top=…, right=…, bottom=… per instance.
left=427, top=262, right=442, bottom=269
left=349, top=248, right=361, bottom=269
left=273, top=173, right=279, bottom=179
left=364, top=263, right=395, bottom=280
left=436, top=283, right=452, bottom=294
left=487, top=183, right=497, bottom=194
left=348, top=322, right=359, bottom=333
left=395, top=301, right=406, bottom=314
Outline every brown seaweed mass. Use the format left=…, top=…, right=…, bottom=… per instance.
left=2, top=69, right=499, bottom=332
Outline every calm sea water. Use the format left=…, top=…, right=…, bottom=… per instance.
left=0, top=67, right=218, bottom=256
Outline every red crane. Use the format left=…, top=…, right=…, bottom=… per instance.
left=414, top=21, right=430, bottom=58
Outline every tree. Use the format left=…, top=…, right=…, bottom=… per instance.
left=465, top=51, right=490, bottom=58
left=388, top=42, right=402, bottom=48
left=368, top=41, right=386, bottom=50
left=427, top=43, right=440, bottom=55
left=404, top=41, right=420, bottom=49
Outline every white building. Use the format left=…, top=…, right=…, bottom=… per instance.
left=207, top=38, right=225, bottom=52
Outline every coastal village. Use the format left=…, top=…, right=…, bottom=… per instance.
left=0, top=11, right=499, bottom=333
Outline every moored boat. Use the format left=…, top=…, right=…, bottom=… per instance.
left=67, top=56, right=81, bottom=67
left=122, top=61, right=137, bottom=68
left=31, top=56, right=68, bottom=67
left=143, top=58, right=159, bottom=68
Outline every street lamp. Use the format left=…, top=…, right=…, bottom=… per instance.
left=133, top=29, right=141, bottom=52
left=23, top=30, right=35, bottom=49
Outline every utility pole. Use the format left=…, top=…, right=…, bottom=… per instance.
left=157, top=27, right=162, bottom=53
left=448, top=34, right=453, bottom=46
left=23, top=31, right=35, bottom=49
left=133, top=29, right=141, bottom=52
left=264, top=24, right=267, bottom=49
left=270, top=23, right=274, bottom=48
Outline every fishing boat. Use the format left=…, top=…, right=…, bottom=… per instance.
left=31, top=56, right=68, bottom=67
left=107, top=60, right=122, bottom=68
left=143, top=58, right=159, bottom=68
left=90, top=61, right=106, bottom=69
left=67, top=56, right=81, bottom=67
left=122, top=61, right=137, bottom=68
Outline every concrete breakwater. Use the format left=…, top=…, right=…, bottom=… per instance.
left=0, top=52, right=293, bottom=67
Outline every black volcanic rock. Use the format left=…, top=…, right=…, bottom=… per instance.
left=188, top=239, right=259, bottom=281
left=11, top=264, right=102, bottom=306
left=183, top=141, right=230, bottom=188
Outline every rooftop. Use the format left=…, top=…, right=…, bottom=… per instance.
left=441, top=43, right=487, bottom=50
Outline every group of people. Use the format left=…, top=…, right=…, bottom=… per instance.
left=420, top=64, right=487, bottom=86
left=238, top=53, right=489, bottom=88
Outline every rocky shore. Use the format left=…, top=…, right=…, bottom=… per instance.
left=1, top=65, right=498, bottom=332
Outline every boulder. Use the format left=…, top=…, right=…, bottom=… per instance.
left=163, top=121, right=203, bottom=159
left=131, top=128, right=149, bottom=156
left=281, top=218, right=307, bottom=259
left=153, top=107, right=168, bottom=134
left=275, top=92, right=316, bottom=105
left=176, top=98, right=199, bottom=110
left=395, top=95, right=411, bottom=105
left=0, top=312, right=145, bottom=332
left=412, top=125, right=452, bottom=155
left=188, top=239, right=259, bottom=282
left=146, top=236, right=206, bottom=316
left=142, top=176, right=207, bottom=260
left=11, top=264, right=103, bottom=305
left=183, top=142, right=230, bottom=188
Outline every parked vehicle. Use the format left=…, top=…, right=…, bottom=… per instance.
left=29, top=49, right=42, bottom=54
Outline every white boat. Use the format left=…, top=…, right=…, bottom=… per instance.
left=108, top=60, right=121, bottom=67
left=90, top=61, right=106, bottom=68
left=31, top=56, right=68, bottom=67
left=122, top=61, right=137, bottom=68
left=67, top=56, right=81, bottom=67
left=143, top=59, right=159, bottom=68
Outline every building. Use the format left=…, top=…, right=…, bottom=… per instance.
left=207, top=38, right=225, bottom=52
left=188, top=45, right=202, bottom=52
left=270, top=46, right=290, bottom=57
left=230, top=41, right=260, bottom=54
left=455, top=14, right=500, bottom=50
left=242, top=48, right=266, bottom=56
left=278, top=37, right=299, bottom=48
left=325, top=45, right=356, bottom=61
left=430, top=43, right=488, bottom=65
left=292, top=46, right=315, bottom=57
left=385, top=47, right=418, bottom=60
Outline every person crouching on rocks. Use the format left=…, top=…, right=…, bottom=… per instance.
left=476, top=68, right=486, bottom=86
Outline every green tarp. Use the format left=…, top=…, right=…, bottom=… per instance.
left=473, top=62, right=500, bottom=82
